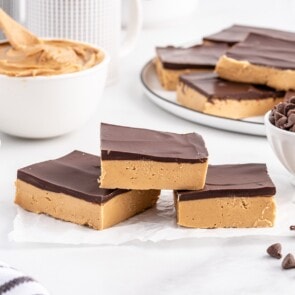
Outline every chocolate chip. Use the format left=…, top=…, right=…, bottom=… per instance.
left=267, top=243, right=282, bottom=259
left=274, top=111, right=284, bottom=122
left=270, top=98, right=295, bottom=132
left=290, top=225, right=295, bottom=230
left=282, top=253, right=295, bottom=269
left=287, top=108, right=295, bottom=117
left=277, top=103, right=286, bottom=115
left=276, top=116, right=287, bottom=128
left=269, top=114, right=275, bottom=125
left=285, top=103, right=295, bottom=115
left=285, top=113, right=295, bottom=129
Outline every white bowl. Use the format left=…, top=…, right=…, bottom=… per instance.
left=264, top=110, right=295, bottom=183
left=0, top=42, right=109, bottom=138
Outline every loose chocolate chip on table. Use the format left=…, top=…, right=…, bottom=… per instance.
left=267, top=243, right=282, bottom=259
left=282, top=253, right=295, bottom=269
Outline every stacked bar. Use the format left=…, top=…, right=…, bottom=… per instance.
left=174, top=164, right=276, bottom=228
left=177, top=72, right=284, bottom=119
left=99, top=123, right=276, bottom=229
left=216, top=33, right=295, bottom=90
left=15, top=151, right=160, bottom=230
left=155, top=43, right=228, bottom=90
left=15, top=122, right=277, bottom=229
left=99, top=123, right=208, bottom=190
left=155, top=24, right=295, bottom=119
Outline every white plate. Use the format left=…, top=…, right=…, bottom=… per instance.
left=140, top=60, right=266, bottom=136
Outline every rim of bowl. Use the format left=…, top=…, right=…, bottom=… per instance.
left=264, top=110, right=295, bottom=137
left=0, top=38, right=110, bottom=80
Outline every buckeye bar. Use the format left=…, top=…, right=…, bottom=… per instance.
left=174, top=164, right=276, bottom=228
left=15, top=151, right=160, bottom=230
left=203, top=24, right=295, bottom=45
left=216, top=33, right=295, bottom=90
left=177, top=72, right=284, bottom=119
left=155, top=43, right=228, bottom=90
left=100, top=123, right=208, bottom=190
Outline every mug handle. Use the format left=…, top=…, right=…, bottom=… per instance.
left=120, top=0, right=142, bottom=57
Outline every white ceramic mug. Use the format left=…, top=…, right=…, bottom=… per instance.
left=24, top=0, right=142, bottom=84
left=0, top=0, right=20, bottom=40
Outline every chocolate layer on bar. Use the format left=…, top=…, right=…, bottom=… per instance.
left=204, top=24, right=295, bottom=45
left=17, top=151, right=127, bottom=204
left=156, top=43, right=228, bottom=70
left=176, top=164, right=276, bottom=201
left=225, top=33, right=295, bottom=70
left=179, top=72, right=285, bottom=100
left=100, top=123, right=208, bottom=163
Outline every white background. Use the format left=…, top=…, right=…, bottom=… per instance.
left=1, top=0, right=295, bottom=294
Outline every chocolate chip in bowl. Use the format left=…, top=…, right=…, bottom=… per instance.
left=269, top=97, right=295, bottom=132
left=264, top=97, right=295, bottom=185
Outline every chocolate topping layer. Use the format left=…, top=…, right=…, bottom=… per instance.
left=269, top=97, right=295, bottom=131
left=100, top=123, right=208, bottom=163
left=179, top=72, right=284, bottom=100
left=176, top=164, right=276, bottom=201
left=156, top=43, right=228, bottom=70
left=204, top=24, right=295, bottom=45
left=225, top=33, right=295, bottom=70
left=17, top=151, right=127, bottom=204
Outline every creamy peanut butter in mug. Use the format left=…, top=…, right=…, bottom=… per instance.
left=0, top=9, right=104, bottom=77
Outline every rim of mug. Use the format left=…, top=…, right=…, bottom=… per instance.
left=0, top=38, right=110, bottom=80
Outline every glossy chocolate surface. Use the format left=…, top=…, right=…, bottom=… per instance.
left=17, top=151, right=127, bottom=204
left=204, top=24, right=295, bottom=45
left=100, top=123, right=208, bottom=163
left=179, top=72, right=284, bottom=100
left=156, top=43, right=228, bottom=70
left=176, top=164, right=276, bottom=201
left=225, top=33, right=295, bottom=70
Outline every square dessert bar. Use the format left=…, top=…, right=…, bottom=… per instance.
left=15, top=151, right=160, bottom=230
left=100, top=123, right=208, bottom=190
left=174, top=164, right=276, bottom=228
left=216, top=33, right=295, bottom=91
left=177, top=72, right=284, bottom=119
left=203, top=24, right=295, bottom=45
left=155, top=43, right=228, bottom=90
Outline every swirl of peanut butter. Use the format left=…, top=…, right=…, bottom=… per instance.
left=0, top=9, right=104, bottom=77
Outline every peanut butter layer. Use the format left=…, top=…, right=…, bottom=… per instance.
left=175, top=195, right=276, bottom=228
left=177, top=73, right=284, bottom=119
left=15, top=180, right=159, bottom=230
left=155, top=58, right=206, bottom=91
left=203, top=24, right=295, bottom=45
left=155, top=43, right=228, bottom=90
left=175, top=164, right=276, bottom=228
left=100, top=123, right=208, bottom=190
left=100, top=160, right=208, bottom=190
left=15, top=151, right=160, bottom=230
left=216, top=33, right=295, bottom=90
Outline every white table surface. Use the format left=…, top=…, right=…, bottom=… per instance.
left=1, top=1, right=295, bottom=294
